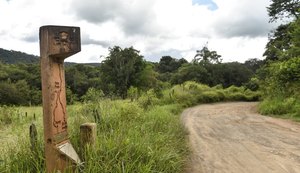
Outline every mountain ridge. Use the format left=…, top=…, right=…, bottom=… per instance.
left=0, top=48, right=39, bottom=64
left=0, top=48, right=100, bottom=66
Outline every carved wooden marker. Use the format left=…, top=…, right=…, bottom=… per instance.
left=39, top=25, right=81, bottom=172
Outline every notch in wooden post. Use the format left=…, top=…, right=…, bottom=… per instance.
left=39, top=25, right=82, bottom=173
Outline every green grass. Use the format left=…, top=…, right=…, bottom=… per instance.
left=259, top=97, right=300, bottom=121
left=164, top=81, right=260, bottom=107
left=0, top=101, right=188, bottom=173
left=70, top=101, right=187, bottom=173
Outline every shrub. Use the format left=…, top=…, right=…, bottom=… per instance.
left=127, top=86, right=139, bottom=101
left=201, top=91, right=223, bottom=103
left=259, top=97, right=300, bottom=116
left=138, top=89, right=159, bottom=109
left=0, top=106, right=19, bottom=125
left=120, top=102, right=143, bottom=120
left=160, top=81, right=260, bottom=107
left=81, top=87, right=104, bottom=103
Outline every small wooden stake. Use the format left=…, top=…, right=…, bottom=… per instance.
left=29, top=123, right=38, bottom=152
left=80, top=123, right=97, bottom=148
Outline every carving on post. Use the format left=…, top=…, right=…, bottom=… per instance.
left=52, top=66, right=67, bottom=133
left=39, top=25, right=81, bottom=173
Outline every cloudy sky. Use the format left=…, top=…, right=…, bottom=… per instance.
left=0, top=0, right=276, bottom=63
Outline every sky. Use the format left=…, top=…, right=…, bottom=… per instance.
left=0, top=0, right=276, bottom=63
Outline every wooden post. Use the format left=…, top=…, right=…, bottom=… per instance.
left=29, top=123, right=38, bottom=153
left=39, top=25, right=81, bottom=173
left=80, top=123, right=97, bottom=148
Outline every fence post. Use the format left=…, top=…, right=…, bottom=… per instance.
left=29, top=123, right=38, bottom=153
left=80, top=123, right=97, bottom=148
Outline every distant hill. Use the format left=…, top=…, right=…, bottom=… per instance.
left=63, top=62, right=100, bottom=67
left=0, top=48, right=39, bottom=64
left=0, top=48, right=101, bottom=66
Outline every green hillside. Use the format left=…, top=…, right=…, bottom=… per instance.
left=0, top=48, right=39, bottom=64
left=0, top=48, right=101, bottom=66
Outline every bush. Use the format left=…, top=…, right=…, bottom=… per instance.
left=259, top=97, right=300, bottom=117
left=201, top=91, right=223, bottom=103
left=138, top=89, right=159, bottom=109
left=120, top=102, right=143, bottom=120
left=81, top=87, right=104, bottom=103
left=0, top=106, right=19, bottom=125
left=161, top=81, right=260, bottom=107
left=258, top=57, right=300, bottom=119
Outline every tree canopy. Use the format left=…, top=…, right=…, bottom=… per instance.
left=0, top=45, right=260, bottom=106
left=193, top=45, right=222, bottom=64
left=100, top=46, right=146, bottom=98
left=268, top=0, right=300, bottom=22
left=157, top=56, right=187, bottom=73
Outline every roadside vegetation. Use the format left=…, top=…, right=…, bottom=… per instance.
left=0, top=82, right=259, bottom=172
left=0, top=40, right=262, bottom=172
left=256, top=0, right=300, bottom=120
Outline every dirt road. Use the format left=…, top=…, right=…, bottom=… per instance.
left=182, top=102, right=300, bottom=173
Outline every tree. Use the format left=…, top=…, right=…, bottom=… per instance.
left=287, top=18, right=300, bottom=57
left=157, top=56, right=187, bottom=73
left=263, top=24, right=292, bottom=61
left=65, top=64, right=102, bottom=99
left=213, top=62, right=254, bottom=87
left=100, top=46, right=146, bottom=98
left=193, top=45, right=222, bottom=64
left=137, top=63, right=160, bottom=90
left=258, top=1, right=300, bottom=116
left=171, top=64, right=209, bottom=84
left=0, top=80, right=31, bottom=105
left=244, top=58, right=265, bottom=72
left=264, top=0, right=299, bottom=62
left=268, top=0, right=299, bottom=22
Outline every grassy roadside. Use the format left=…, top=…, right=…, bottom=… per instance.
left=259, top=97, right=300, bottom=122
left=0, top=81, right=260, bottom=172
left=0, top=101, right=188, bottom=173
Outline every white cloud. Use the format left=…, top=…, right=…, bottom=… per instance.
left=212, top=0, right=274, bottom=38
left=0, top=0, right=275, bottom=63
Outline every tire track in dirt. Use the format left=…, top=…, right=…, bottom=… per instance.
left=182, top=102, right=300, bottom=173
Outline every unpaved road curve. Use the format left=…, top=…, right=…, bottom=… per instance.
left=182, top=102, right=300, bottom=173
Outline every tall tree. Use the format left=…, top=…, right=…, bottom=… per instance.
left=157, top=56, right=187, bottom=73
left=100, top=46, right=145, bottom=98
left=268, top=0, right=299, bottom=22
left=193, top=45, right=222, bottom=64
left=244, top=58, right=265, bottom=73
left=171, top=63, right=209, bottom=84
left=65, top=64, right=102, bottom=98
left=287, top=18, right=300, bottom=58
left=263, top=24, right=292, bottom=61
left=264, top=0, right=299, bottom=62
left=258, top=0, right=300, bottom=111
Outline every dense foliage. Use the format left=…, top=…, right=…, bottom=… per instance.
left=267, top=0, right=299, bottom=22
left=0, top=48, right=39, bottom=64
left=0, top=81, right=260, bottom=172
left=0, top=45, right=262, bottom=106
left=258, top=0, right=300, bottom=118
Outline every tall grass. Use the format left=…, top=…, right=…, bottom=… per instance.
left=1, top=100, right=188, bottom=173
left=70, top=101, right=187, bottom=173
left=162, top=81, right=260, bottom=107
left=259, top=97, right=300, bottom=121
